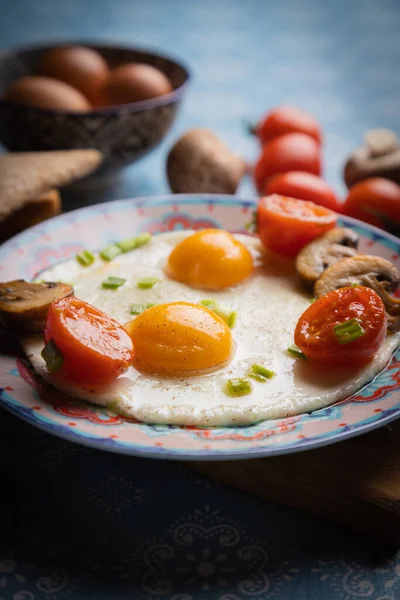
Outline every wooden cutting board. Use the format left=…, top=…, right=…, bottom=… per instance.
left=187, top=420, right=400, bottom=543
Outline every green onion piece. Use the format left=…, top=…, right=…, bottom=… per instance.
left=333, top=318, right=365, bottom=345
left=214, top=307, right=237, bottom=329
left=117, top=232, right=152, bottom=253
left=248, top=373, right=267, bottom=383
left=198, top=300, right=236, bottom=328
left=252, top=364, right=276, bottom=379
left=102, top=276, right=126, bottom=289
left=41, top=340, right=63, bottom=373
left=351, top=283, right=360, bottom=287
left=130, top=302, right=156, bottom=315
left=244, top=211, right=258, bottom=234
left=137, top=277, right=159, bottom=289
left=198, top=299, right=218, bottom=310
left=309, top=297, right=316, bottom=304
left=76, top=249, right=95, bottom=267
left=226, top=378, right=252, bottom=397
left=100, top=244, right=122, bottom=261
left=287, top=344, right=306, bottom=360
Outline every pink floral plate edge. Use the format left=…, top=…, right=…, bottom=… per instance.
left=0, top=194, right=399, bottom=460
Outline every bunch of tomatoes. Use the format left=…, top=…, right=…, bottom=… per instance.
left=251, top=106, right=400, bottom=235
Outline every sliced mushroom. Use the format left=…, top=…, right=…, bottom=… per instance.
left=0, top=280, right=74, bottom=334
left=295, top=228, right=360, bottom=287
left=314, top=255, right=400, bottom=316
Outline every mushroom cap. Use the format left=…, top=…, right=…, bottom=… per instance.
left=295, top=227, right=360, bottom=287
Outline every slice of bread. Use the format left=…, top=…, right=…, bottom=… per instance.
left=0, top=188, right=61, bottom=242
left=0, top=149, right=103, bottom=220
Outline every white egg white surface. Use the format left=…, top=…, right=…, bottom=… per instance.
left=23, top=231, right=400, bottom=426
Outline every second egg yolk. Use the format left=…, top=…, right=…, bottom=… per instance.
left=167, top=229, right=253, bottom=290
left=124, top=302, right=234, bottom=377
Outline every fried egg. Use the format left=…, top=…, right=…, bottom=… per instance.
left=23, top=231, right=400, bottom=426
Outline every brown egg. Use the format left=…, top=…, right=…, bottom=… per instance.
left=36, top=46, right=109, bottom=102
left=3, top=76, right=91, bottom=112
left=98, top=63, right=173, bottom=106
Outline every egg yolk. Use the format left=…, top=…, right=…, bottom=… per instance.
left=124, top=302, right=234, bottom=377
left=167, top=229, right=253, bottom=290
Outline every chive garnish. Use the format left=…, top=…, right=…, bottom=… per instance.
left=130, top=302, right=155, bottom=315
left=198, top=299, right=218, bottom=310
left=137, top=277, right=159, bottom=289
left=102, top=276, right=126, bottom=289
left=198, top=300, right=237, bottom=328
left=287, top=344, right=306, bottom=360
left=100, top=244, right=121, bottom=261
left=117, top=232, right=152, bottom=253
left=215, top=307, right=237, bottom=328
left=76, top=250, right=95, bottom=267
left=244, top=211, right=258, bottom=234
left=226, top=378, right=252, bottom=397
left=252, top=364, right=276, bottom=379
left=333, top=318, right=365, bottom=345
left=41, top=340, right=63, bottom=373
left=248, top=373, right=267, bottom=383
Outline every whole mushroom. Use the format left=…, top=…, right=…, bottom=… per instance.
left=166, top=128, right=246, bottom=194
left=295, top=227, right=360, bottom=288
left=344, top=128, right=400, bottom=188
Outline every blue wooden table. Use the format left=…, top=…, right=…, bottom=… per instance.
left=0, top=1, right=399, bottom=598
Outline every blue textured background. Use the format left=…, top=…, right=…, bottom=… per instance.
left=0, top=0, right=399, bottom=598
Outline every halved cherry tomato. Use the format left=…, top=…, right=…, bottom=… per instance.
left=254, top=133, right=322, bottom=194
left=294, top=287, right=387, bottom=368
left=342, top=177, right=400, bottom=235
left=264, top=171, right=341, bottom=212
left=44, top=297, right=134, bottom=385
left=257, top=194, right=337, bottom=257
left=255, top=105, right=322, bottom=146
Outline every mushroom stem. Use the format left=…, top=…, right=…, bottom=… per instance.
left=363, top=275, right=400, bottom=316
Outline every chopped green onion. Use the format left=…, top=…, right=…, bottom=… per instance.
left=309, top=297, right=316, bottom=304
left=198, top=299, right=236, bottom=328
left=130, top=302, right=156, bottom=315
left=333, top=318, right=365, bottom=345
left=351, top=283, right=360, bottom=287
left=41, top=340, right=63, bottom=373
left=244, top=211, right=258, bottom=234
left=102, top=276, right=126, bottom=289
left=137, top=277, right=159, bottom=289
left=100, top=244, right=121, bottom=261
left=117, top=232, right=152, bottom=253
left=226, top=378, right=252, bottom=397
left=76, top=249, right=95, bottom=267
left=287, top=344, right=306, bottom=360
left=198, top=299, right=218, bottom=310
left=248, top=373, right=267, bottom=383
left=214, top=307, right=237, bottom=328
left=252, top=364, right=276, bottom=379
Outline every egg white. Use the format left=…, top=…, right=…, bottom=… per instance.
left=23, top=231, right=400, bottom=426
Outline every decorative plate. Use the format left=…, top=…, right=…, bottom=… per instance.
left=0, top=195, right=399, bottom=460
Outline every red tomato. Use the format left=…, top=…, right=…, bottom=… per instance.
left=256, top=105, right=322, bottom=146
left=254, top=133, right=322, bottom=194
left=342, top=178, right=400, bottom=234
left=294, top=287, right=387, bottom=368
left=44, top=297, right=134, bottom=385
left=257, top=194, right=337, bottom=257
left=264, top=171, right=341, bottom=212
